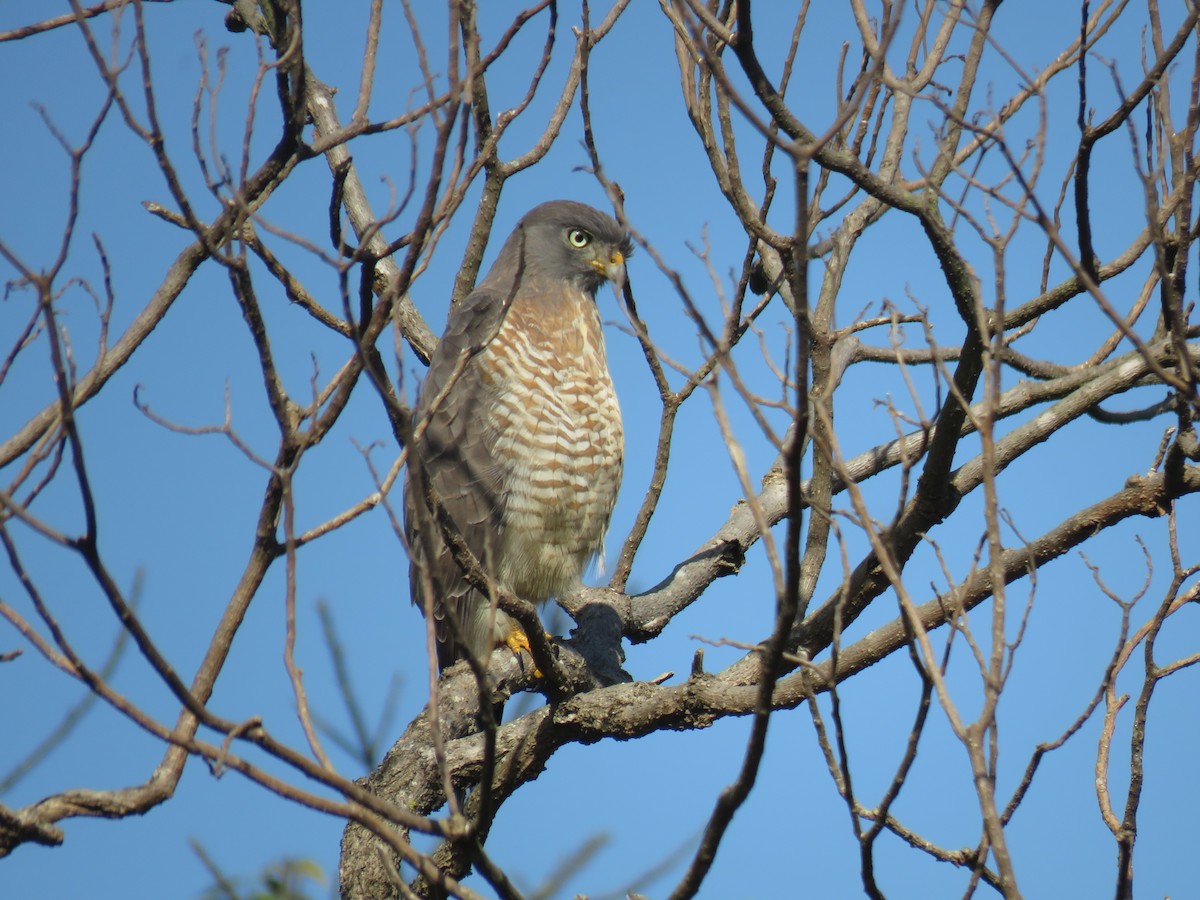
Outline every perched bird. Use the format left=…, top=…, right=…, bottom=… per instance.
left=405, top=200, right=630, bottom=670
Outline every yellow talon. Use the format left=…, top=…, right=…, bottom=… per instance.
left=503, top=627, right=546, bottom=678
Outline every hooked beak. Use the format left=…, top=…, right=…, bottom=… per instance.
left=595, top=249, right=627, bottom=303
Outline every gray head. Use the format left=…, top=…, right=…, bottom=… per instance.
left=480, top=200, right=633, bottom=297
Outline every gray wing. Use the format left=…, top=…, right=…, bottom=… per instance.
left=404, top=287, right=511, bottom=668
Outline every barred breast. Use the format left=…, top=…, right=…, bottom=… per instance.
left=480, top=286, right=624, bottom=601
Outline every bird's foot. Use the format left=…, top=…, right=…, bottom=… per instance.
left=504, top=627, right=549, bottom=678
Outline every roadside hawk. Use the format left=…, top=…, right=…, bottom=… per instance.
left=405, top=200, right=631, bottom=670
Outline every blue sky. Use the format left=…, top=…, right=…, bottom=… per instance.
left=2, top=2, right=1198, bottom=898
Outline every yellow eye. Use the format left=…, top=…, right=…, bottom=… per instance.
left=567, top=228, right=592, bottom=248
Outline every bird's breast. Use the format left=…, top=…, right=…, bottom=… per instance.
left=480, top=294, right=624, bottom=599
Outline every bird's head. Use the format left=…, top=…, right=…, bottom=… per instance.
left=513, top=200, right=633, bottom=298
